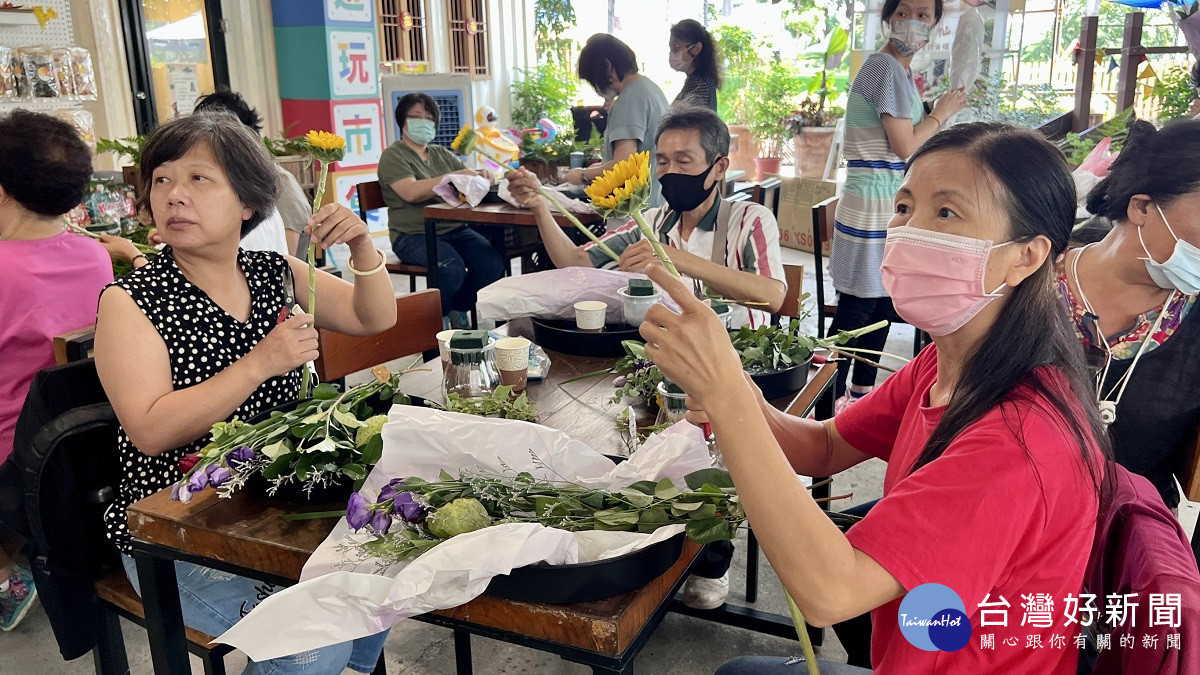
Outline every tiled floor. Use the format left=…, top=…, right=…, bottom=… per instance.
left=5, top=247, right=1195, bottom=673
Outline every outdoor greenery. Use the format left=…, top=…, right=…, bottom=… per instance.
left=511, top=62, right=578, bottom=130
left=1153, top=64, right=1197, bottom=122
left=95, top=136, right=147, bottom=166
left=713, top=24, right=763, bottom=124
left=534, top=0, right=577, bottom=65
left=799, top=25, right=849, bottom=122
left=1060, top=107, right=1135, bottom=166
left=745, top=61, right=806, bottom=157
left=1021, top=1, right=1177, bottom=64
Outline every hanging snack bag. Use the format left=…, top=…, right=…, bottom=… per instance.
left=18, top=47, right=60, bottom=98
left=51, top=48, right=74, bottom=97
left=55, top=109, right=96, bottom=150
left=68, top=47, right=96, bottom=98
left=0, top=47, right=16, bottom=99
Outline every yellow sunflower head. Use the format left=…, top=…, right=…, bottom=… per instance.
left=585, top=151, right=651, bottom=216
left=304, top=130, right=347, bottom=163
left=451, top=125, right=477, bottom=154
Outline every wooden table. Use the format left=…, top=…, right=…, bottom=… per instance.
left=421, top=203, right=602, bottom=292
left=128, top=331, right=837, bottom=675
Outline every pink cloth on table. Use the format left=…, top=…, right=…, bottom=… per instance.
left=0, top=231, right=112, bottom=463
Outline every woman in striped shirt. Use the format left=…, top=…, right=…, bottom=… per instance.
left=829, top=0, right=967, bottom=411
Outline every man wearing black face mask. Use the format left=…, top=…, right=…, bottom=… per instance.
left=506, top=105, right=786, bottom=329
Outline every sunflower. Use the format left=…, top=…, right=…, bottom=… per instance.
left=583, top=151, right=678, bottom=277
left=451, top=125, right=477, bottom=154
left=585, top=151, right=651, bottom=215
left=304, top=130, right=347, bottom=163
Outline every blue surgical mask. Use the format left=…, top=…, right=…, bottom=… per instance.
left=1139, top=204, right=1200, bottom=294
left=405, top=118, right=437, bottom=145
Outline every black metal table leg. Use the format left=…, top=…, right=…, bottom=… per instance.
left=424, top=218, right=440, bottom=292
left=92, top=606, right=129, bottom=675
left=746, top=529, right=759, bottom=603
left=591, top=661, right=634, bottom=674
left=454, top=630, right=472, bottom=675
left=134, top=550, right=191, bottom=675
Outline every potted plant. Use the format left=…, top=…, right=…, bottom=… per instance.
left=788, top=26, right=849, bottom=178
left=95, top=136, right=147, bottom=195
left=714, top=25, right=765, bottom=177
left=744, top=61, right=804, bottom=179
left=264, top=126, right=318, bottom=197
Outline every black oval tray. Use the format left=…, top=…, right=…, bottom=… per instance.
left=483, top=531, right=686, bottom=604
left=531, top=317, right=640, bottom=358
left=242, top=392, right=426, bottom=503
left=747, top=355, right=813, bottom=401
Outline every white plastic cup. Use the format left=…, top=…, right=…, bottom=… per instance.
left=574, top=300, right=608, bottom=331
left=617, top=287, right=663, bottom=326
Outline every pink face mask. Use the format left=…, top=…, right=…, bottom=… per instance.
left=881, top=226, right=1010, bottom=336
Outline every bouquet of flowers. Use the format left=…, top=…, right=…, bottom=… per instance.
left=172, top=369, right=409, bottom=501
left=342, top=466, right=745, bottom=567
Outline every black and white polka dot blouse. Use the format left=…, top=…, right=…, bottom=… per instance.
left=103, top=247, right=302, bottom=553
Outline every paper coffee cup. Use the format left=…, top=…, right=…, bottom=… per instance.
left=494, top=336, right=531, bottom=371
left=436, top=329, right=458, bottom=362
left=574, top=300, right=608, bottom=331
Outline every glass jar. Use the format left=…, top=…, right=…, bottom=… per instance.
left=443, top=331, right=499, bottom=400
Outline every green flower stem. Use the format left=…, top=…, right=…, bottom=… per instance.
left=536, top=187, right=620, bottom=263
left=300, top=161, right=330, bottom=399
left=70, top=224, right=156, bottom=255
left=786, top=593, right=821, bottom=675
left=629, top=209, right=680, bottom=278
left=279, top=510, right=346, bottom=522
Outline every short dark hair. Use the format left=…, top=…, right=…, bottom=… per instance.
left=670, top=19, right=721, bottom=88
left=577, top=34, right=639, bottom=94
left=394, top=92, right=440, bottom=128
left=138, top=113, right=278, bottom=237
left=193, top=89, right=263, bottom=133
left=0, top=110, right=92, bottom=217
left=1086, top=118, right=1200, bottom=222
left=881, top=0, right=944, bottom=23
left=655, top=105, right=730, bottom=163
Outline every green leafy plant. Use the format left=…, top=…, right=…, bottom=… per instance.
left=745, top=61, right=806, bottom=157
left=534, top=0, right=577, bottom=65
left=732, top=318, right=890, bottom=373
left=263, top=124, right=311, bottom=157
left=511, top=62, right=577, bottom=130
left=426, top=386, right=538, bottom=421
left=713, top=24, right=765, bottom=124
left=1060, top=108, right=1135, bottom=166
left=96, top=136, right=147, bottom=166
left=1153, top=65, right=1197, bottom=123
left=799, top=25, right=849, bottom=122
left=785, top=99, right=845, bottom=132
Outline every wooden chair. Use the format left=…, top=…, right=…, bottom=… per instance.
left=314, top=289, right=443, bottom=385
left=775, top=263, right=806, bottom=320
left=54, top=325, right=97, bottom=365
left=810, top=197, right=929, bottom=356
left=751, top=176, right=783, bottom=219
left=356, top=181, right=429, bottom=293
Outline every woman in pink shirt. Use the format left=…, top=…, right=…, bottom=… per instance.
left=639, top=124, right=1111, bottom=673
left=0, top=110, right=113, bottom=630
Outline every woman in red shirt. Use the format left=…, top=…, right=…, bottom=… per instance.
left=638, top=123, right=1110, bottom=673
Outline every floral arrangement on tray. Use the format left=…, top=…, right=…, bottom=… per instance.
left=341, top=465, right=746, bottom=566
left=734, top=317, right=893, bottom=374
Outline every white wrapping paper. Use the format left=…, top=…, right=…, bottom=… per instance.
left=950, top=8, right=984, bottom=100
left=497, top=179, right=598, bottom=215
left=475, top=267, right=683, bottom=324
left=432, top=173, right=490, bottom=207
left=217, top=406, right=711, bottom=661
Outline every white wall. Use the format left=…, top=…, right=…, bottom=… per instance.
left=222, top=0, right=284, bottom=137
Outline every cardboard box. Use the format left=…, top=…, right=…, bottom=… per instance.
left=775, top=176, right=838, bottom=256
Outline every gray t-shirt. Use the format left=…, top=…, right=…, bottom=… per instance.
left=603, top=76, right=669, bottom=207
left=273, top=163, right=312, bottom=237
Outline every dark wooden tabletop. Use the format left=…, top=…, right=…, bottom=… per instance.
left=423, top=202, right=601, bottom=228
left=127, top=321, right=833, bottom=658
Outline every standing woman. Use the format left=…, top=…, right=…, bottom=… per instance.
left=828, top=0, right=967, bottom=409
left=565, top=34, right=670, bottom=209
left=669, top=19, right=721, bottom=112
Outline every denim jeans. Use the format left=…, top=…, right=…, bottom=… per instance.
left=391, top=226, right=505, bottom=316
left=121, top=554, right=387, bottom=674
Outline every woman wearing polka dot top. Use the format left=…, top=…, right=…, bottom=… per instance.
left=93, top=113, right=397, bottom=674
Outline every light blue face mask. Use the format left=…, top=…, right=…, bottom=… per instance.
left=1139, top=204, right=1200, bottom=294
left=405, top=118, right=437, bottom=146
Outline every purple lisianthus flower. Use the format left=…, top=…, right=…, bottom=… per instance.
left=346, top=493, right=371, bottom=530
left=612, top=375, right=627, bottom=387
left=394, top=492, right=426, bottom=523
left=187, top=469, right=209, bottom=493
left=207, top=464, right=233, bottom=487
left=378, top=478, right=406, bottom=503
left=368, top=508, right=392, bottom=534
left=228, top=446, right=255, bottom=470
left=170, top=481, right=182, bottom=501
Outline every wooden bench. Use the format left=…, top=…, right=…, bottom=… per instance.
left=94, top=570, right=233, bottom=675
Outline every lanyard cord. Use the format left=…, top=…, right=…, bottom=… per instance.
left=1070, top=245, right=1176, bottom=411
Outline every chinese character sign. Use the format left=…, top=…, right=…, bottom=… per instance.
left=326, top=0, right=372, bottom=23
left=329, top=31, right=378, bottom=98
left=334, top=103, right=383, bottom=167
